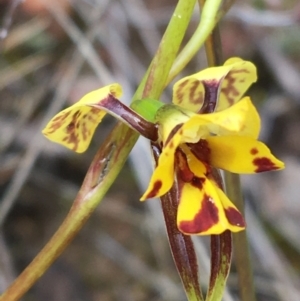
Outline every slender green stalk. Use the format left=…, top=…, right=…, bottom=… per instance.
left=0, top=1, right=196, bottom=300
left=167, top=0, right=237, bottom=85
left=134, top=0, right=197, bottom=99
left=167, top=0, right=222, bottom=84
left=224, top=173, right=257, bottom=301
left=200, top=1, right=257, bottom=300
left=0, top=123, right=137, bottom=301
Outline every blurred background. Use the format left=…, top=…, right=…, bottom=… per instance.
left=0, top=0, right=300, bottom=300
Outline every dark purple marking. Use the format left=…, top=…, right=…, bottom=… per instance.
left=175, top=149, right=194, bottom=183
left=250, top=148, right=258, bottom=155
left=189, top=80, right=203, bottom=105
left=188, top=139, right=211, bottom=164
left=221, top=69, right=250, bottom=105
left=253, top=157, right=279, bottom=173
left=224, top=207, right=245, bottom=227
left=199, top=79, right=219, bottom=114
left=179, top=195, right=219, bottom=234
left=145, top=180, right=162, bottom=198
left=46, top=111, right=71, bottom=134
left=165, top=123, right=183, bottom=146
left=176, top=79, right=189, bottom=104
left=191, top=176, right=206, bottom=189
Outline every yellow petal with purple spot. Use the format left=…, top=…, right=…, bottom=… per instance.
left=172, top=58, right=256, bottom=113
left=177, top=176, right=238, bottom=235
left=213, top=183, right=245, bottom=232
left=205, top=136, right=285, bottom=173
left=172, top=64, right=232, bottom=112
left=217, top=58, right=257, bottom=111
left=140, top=124, right=184, bottom=200
left=42, top=84, right=122, bottom=153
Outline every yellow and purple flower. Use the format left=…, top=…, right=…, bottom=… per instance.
left=140, top=58, right=284, bottom=235
left=42, top=57, right=284, bottom=236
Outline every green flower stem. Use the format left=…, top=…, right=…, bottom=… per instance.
left=167, top=0, right=223, bottom=84
left=0, top=123, right=137, bottom=301
left=224, top=172, right=257, bottom=301
left=130, top=98, right=165, bottom=123
left=0, top=1, right=196, bottom=300
left=200, top=1, right=256, bottom=300
left=134, top=0, right=197, bottom=99
left=166, top=0, right=237, bottom=85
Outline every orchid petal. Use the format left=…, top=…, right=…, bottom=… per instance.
left=177, top=176, right=243, bottom=235
left=172, top=65, right=232, bottom=112
left=172, top=58, right=257, bottom=113
left=213, top=182, right=245, bottom=231
left=42, top=84, right=122, bottom=153
left=179, top=97, right=260, bottom=143
left=205, top=136, right=285, bottom=173
left=140, top=124, right=184, bottom=200
left=201, top=97, right=260, bottom=138
left=217, top=58, right=257, bottom=111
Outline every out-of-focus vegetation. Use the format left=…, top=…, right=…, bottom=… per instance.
left=0, top=0, right=300, bottom=300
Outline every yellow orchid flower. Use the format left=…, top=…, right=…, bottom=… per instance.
left=42, top=57, right=284, bottom=236
left=42, top=57, right=256, bottom=153
left=141, top=98, right=284, bottom=234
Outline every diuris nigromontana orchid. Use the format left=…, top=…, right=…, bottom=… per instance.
left=42, top=57, right=284, bottom=236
